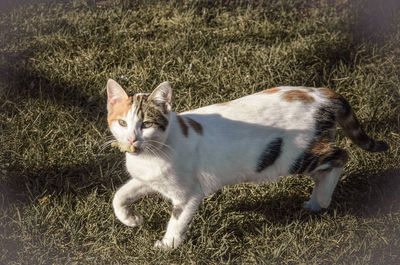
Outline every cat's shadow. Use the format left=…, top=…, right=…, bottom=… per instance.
left=0, top=153, right=125, bottom=208
left=203, top=168, right=400, bottom=236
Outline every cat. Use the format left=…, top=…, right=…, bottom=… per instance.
left=106, top=79, right=388, bottom=249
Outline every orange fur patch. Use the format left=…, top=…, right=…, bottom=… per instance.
left=310, top=138, right=332, bottom=155
left=218, top=101, right=230, bottom=106
left=262, top=87, right=280, bottom=94
left=283, top=90, right=314, bottom=103
left=319, top=87, right=341, bottom=99
left=107, top=97, right=133, bottom=126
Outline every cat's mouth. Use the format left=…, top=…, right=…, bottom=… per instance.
left=111, top=142, right=140, bottom=154
left=126, top=144, right=141, bottom=154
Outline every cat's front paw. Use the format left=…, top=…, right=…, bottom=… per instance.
left=154, top=239, right=172, bottom=250
left=122, top=214, right=144, bottom=227
left=114, top=206, right=144, bottom=227
left=154, top=237, right=183, bottom=249
left=303, top=200, right=322, bottom=212
left=119, top=213, right=144, bottom=227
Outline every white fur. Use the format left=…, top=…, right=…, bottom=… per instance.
left=109, top=84, right=341, bottom=249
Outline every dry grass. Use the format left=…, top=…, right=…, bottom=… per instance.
left=1, top=0, right=399, bottom=264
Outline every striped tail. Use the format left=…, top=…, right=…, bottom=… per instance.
left=334, top=95, right=389, bottom=152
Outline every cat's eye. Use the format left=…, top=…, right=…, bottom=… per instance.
left=118, top=119, right=127, bottom=127
left=141, top=121, right=154, bottom=129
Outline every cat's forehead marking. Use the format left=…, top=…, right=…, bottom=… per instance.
left=131, top=93, right=169, bottom=131
left=107, top=97, right=133, bottom=126
left=132, top=94, right=149, bottom=119
left=283, top=90, right=314, bottom=103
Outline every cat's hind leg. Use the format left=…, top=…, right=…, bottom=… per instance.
left=303, top=183, right=322, bottom=211
left=113, top=178, right=153, bottom=227
left=304, top=148, right=348, bottom=211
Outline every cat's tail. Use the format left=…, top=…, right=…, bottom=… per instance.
left=332, top=94, right=389, bottom=153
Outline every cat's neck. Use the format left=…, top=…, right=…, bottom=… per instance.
left=165, top=111, right=180, bottom=145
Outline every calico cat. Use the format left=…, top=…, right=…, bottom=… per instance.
left=106, top=79, right=388, bottom=249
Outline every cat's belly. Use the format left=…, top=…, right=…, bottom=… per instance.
left=196, top=164, right=288, bottom=196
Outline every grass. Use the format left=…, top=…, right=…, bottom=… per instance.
left=1, top=0, right=399, bottom=264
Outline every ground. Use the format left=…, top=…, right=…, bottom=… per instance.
left=0, top=0, right=399, bottom=264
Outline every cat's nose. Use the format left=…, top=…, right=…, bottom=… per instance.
left=128, top=137, right=136, bottom=145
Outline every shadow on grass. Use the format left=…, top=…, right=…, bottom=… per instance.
left=349, top=0, right=400, bottom=45
left=1, top=53, right=112, bottom=209
left=0, top=153, right=125, bottom=208
left=334, top=168, right=400, bottom=216
left=1, top=61, right=106, bottom=122
left=219, top=167, right=399, bottom=232
left=0, top=0, right=67, bottom=13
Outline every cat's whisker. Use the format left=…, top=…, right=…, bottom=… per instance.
left=99, top=142, right=110, bottom=152
left=150, top=141, right=172, bottom=157
left=98, top=139, right=117, bottom=154
left=144, top=142, right=171, bottom=161
left=154, top=147, right=171, bottom=161
left=102, top=135, right=115, bottom=141
left=143, top=145, right=159, bottom=159
left=146, top=139, right=175, bottom=153
left=156, top=147, right=172, bottom=161
left=145, top=141, right=175, bottom=160
left=143, top=144, right=162, bottom=159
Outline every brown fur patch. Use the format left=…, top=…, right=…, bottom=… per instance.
left=186, top=118, right=203, bottom=135
left=107, top=97, right=133, bottom=126
left=310, top=138, right=332, bottom=155
left=319, top=87, right=341, bottom=99
left=262, top=87, right=280, bottom=94
left=283, top=90, right=314, bottom=103
left=177, top=115, right=188, bottom=137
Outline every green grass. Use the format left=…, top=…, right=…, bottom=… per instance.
left=1, top=0, right=399, bottom=264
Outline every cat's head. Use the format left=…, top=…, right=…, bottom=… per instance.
left=106, top=79, right=172, bottom=154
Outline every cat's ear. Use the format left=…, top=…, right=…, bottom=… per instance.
left=106, top=79, right=128, bottom=113
left=148, top=81, right=172, bottom=114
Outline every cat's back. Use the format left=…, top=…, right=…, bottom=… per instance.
left=182, top=86, right=326, bottom=130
